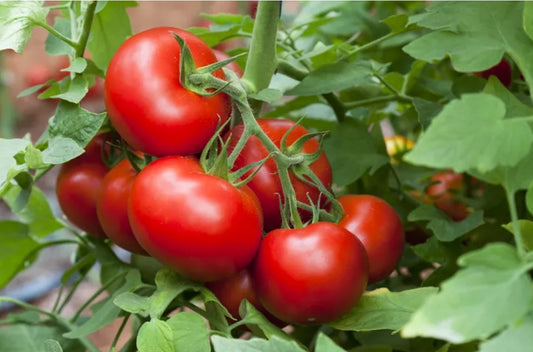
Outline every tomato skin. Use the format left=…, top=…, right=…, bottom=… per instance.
left=128, top=156, right=263, bottom=282
left=253, top=222, right=368, bottom=325
left=56, top=134, right=110, bottom=238
left=96, top=158, right=146, bottom=254
left=56, top=160, right=108, bottom=238
left=338, top=195, right=404, bottom=284
left=477, top=58, right=512, bottom=87
left=426, top=171, right=469, bottom=221
left=212, top=49, right=244, bottom=77
left=227, top=119, right=332, bottom=231
left=105, top=27, right=231, bottom=156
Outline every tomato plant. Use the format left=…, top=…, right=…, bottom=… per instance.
left=105, top=27, right=232, bottom=156
left=337, top=194, right=404, bottom=283
left=128, top=156, right=263, bottom=282
left=253, top=222, right=368, bottom=325
left=2, top=1, right=533, bottom=351
left=226, top=118, right=332, bottom=231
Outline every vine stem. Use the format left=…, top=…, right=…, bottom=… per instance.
left=75, top=1, right=97, bottom=58
left=505, top=188, right=526, bottom=259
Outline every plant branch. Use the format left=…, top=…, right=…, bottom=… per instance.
left=36, top=21, right=77, bottom=49
left=75, top=0, right=97, bottom=58
left=505, top=188, right=526, bottom=259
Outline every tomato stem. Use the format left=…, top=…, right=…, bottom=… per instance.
left=505, top=187, right=526, bottom=259
left=74, top=1, right=97, bottom=58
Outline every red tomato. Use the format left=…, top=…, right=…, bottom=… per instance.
left=105, top=27, right=231, bottom=156
left=212, top=49, right=244, bottom=77
left=426, top=171, right=469, bottom=221
left=253, top=222, right=368, bottom=325
left=96, top=158, right=146, bottom=254
left=128, top=156, right=263, bottom=282
left=206, top=267, right=283, bottom=326
left=338, top=195, right=404, bottom=284
left=226, top=119, right=332, bottom=231
left=476, top=58, right=512, bottom=87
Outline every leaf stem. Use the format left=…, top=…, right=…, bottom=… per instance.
left=109, top=314, right=131, bottom=352
left=505, top=188, right=526, bottom=259
left=36, top=21, right=78, bottom=49
left=75, top=0, right=97, bottom=58
left=340, top=31, right=398, bottom=61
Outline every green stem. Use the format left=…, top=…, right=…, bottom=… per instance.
left=109, top=314, right=131, bottom=352
left=36, top=21, right=78, bottom=49
left=505, top=188, right=526, bottom=259
left=340, top=31, right=398, bottom=61
left=75, top=0, right=97, bottom=58
left=344, top=94, right=411, bottom=109
left=242, top=1, right=281, bottom=114
left=277, top=59, right=346, bottom=121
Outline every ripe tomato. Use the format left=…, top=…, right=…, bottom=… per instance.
left=226, top=119, right=332, bottom=231
left=128, top=156, right=263, bottom=282
left=476, top=58, right=512, bottom=87
left=212, top=49, right=244, bottom=77
left=337, top=195, right=404, bottom=284
left=253, top=222, right=368, bottom=325
left=425, top=171, right=469, bottom=221
left=96, top=157, right=146, bottom=254
left=105, top=27, right=231, bottom=156
left=56, top=135, right=110, bottom=238
left=206, top=267, right=282, bottom=326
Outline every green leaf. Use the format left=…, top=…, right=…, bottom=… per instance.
left=44, top=17, right=72, bottom=57
left=43, top=340, right=63, bottom=352
left=3, top=186, right=63, bottom=238
left=137, top=319, right=174, bottom=352
left=166, top=312, right=210, bottom=352
left=381, top=14, right=409, bottom=34
left=315, top=333, right=346, bottom=352
left=61, top=58, right=87, bottom=74
left=526, top=181, right=533, bottom=216
left=404, top=93, right=533, bottom=173
left=404, top=2, right=533, bottom=100
left=0, top=138, right=31, bottom=190
left=50, top=76, right=89, bottom=103
left=286, top=61, right=375, bottom=96
left=42, top=101, right=106, bottom=164
left=407, top=205, right=484, bottom=242
left=483, top=77, right=533, bottom=119
left=0, top=1, right=49, bottom=53
left=211, top=335, right=306, bottom=352
left=402, top=243, right=532, bottom=343
left=249, top=88, right=283, bottom=104
left=239, top=300, right=288, bottom=340
left=64, top=270, right=143, bottom=339
left=87, top=1, right=136, bottom=70
left=113, top=292, right=150, bottom=316
left=324, top=121, right=389, bottom=186
left=525, top=2, right=533, bottom=42
left=329, top=287, right=438, bottom=332
left=0, top=324, right=84, bottom=352
left=479, top=313, right=533, bottom=352
left=412, top=98, right=442, bottom=131
left=0, top=221, right=40, bottom=289
left=502, top=220, right=533, bottom=252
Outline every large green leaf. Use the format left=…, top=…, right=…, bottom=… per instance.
left=137, top=319, right=174, bottom=352
left=479, top=313, right=533, bottom=352
left=0, top=324, right=84, bottom=352
left=211, top=335, right=306, bottom=352
left=166, top=312, right=211, bottom=352
left=404, top=93, right=533, bottom=173
left=402, top=243, right=532, bottom=343
left=404, top=2, right=533, bottom=100
left=0, top=1, right=48, bottom=53
left=329, top=287, right=437, bottom=332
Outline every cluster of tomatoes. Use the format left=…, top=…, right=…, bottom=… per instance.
left=56, top=27, right=405, bottom=326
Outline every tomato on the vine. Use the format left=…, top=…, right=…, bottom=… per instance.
left=128, top=156, right=263, bottom=282
left=105, top=27, right=231, bottom=156
left=226, top=118, right=332, bottom=231
left=96, top=157, right=146, bottom=254
left=253, top=222, right=368, bottom=325
left=425, top=171, right=470, bottom=222
left=337, top=194, right=404, bottom=284
left=56, top=134, right=110, bottom=238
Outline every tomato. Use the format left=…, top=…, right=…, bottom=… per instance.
left=128, top=156, right=263, bottom=282
left=425, top=171, right=470, bottom=221
left=338, top=195, right=404, bottom=284
left=253, top=222, right=368, bottom=325
left=206, top=267, right=283, bottom=326
left=226, top=119, right=332, bottom=231
left=105, top=27, right=231, bottom=157
left=212, top=49, right=244, bottom=77
left=384, top=135, right=415, bottom=164
left=96, top=157, right=146, bottom=254
left=476, top=58, right=512, bottom=87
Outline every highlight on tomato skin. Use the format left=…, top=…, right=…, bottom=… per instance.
left=337, top=194, right=404, bottom=284
left=253, top=222, right=368, bottom=325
